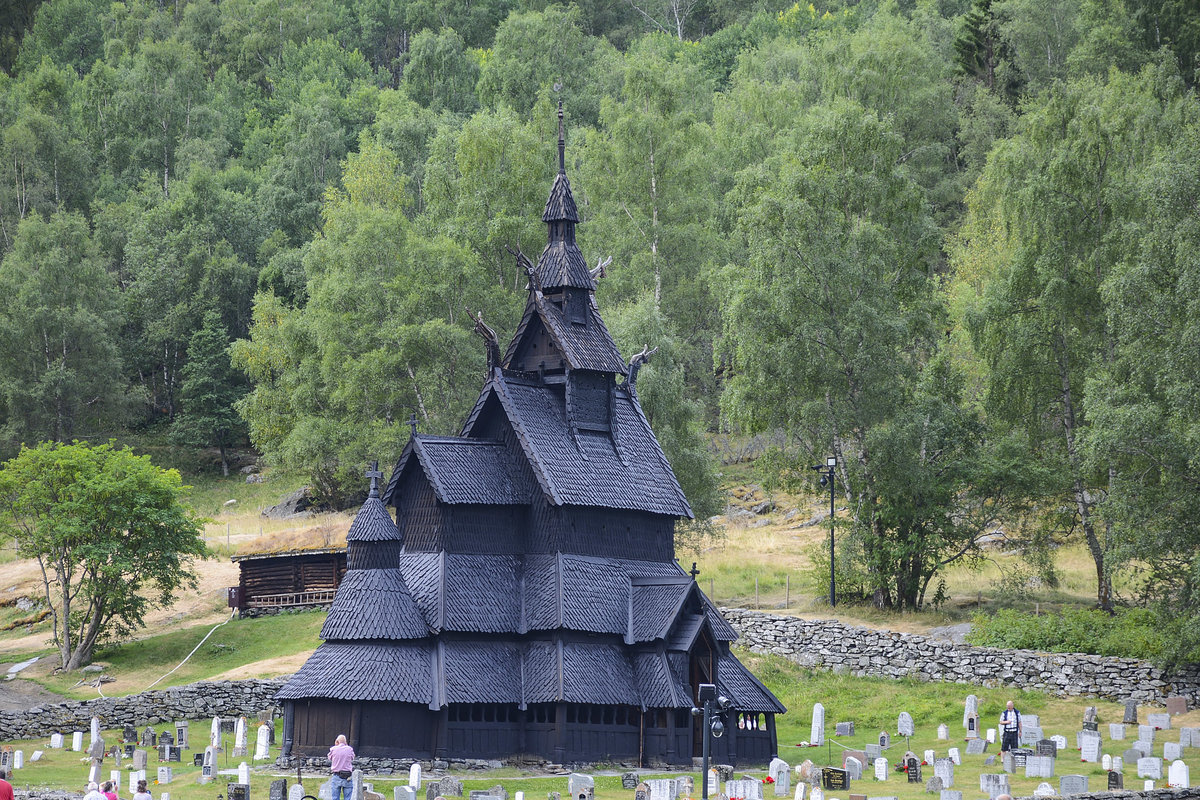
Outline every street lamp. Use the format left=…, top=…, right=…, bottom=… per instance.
left=812, top=456, right=837, bottom=607
left=692, top=683, right=731, bottom=800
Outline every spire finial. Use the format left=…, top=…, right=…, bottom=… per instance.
left=557, top=100, right=565, bottom=174
left=407, top=412, right=418, bottom=438
left=365, top=460, right=383, bottom=498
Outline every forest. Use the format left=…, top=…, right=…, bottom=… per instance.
left=0, top=0, right=1198, bottom=649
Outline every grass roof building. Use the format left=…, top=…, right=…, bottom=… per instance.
left=277, top=106, right=784, bottom=766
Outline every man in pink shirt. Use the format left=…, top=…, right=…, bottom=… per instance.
left=328, top=734, right=355, bottom=800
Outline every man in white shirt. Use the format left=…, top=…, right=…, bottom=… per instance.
left=999, top=700, right=1021, bottom=753
left=83, top=782, right=106, bottom=800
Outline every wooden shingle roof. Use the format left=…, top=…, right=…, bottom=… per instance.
left=276, top=641, right=435, bottom=704
left=346, top=496, right=400, bottom=542
left=502, top=291, right=625, bottom=374
left=319, top=568, right=429, bottom=640
left=382, top=436, right=528, bottom=506
left=542, top=171, right=579, bottom=223
left=718, top=650, right=787, bottom=714
left=628, top=576, right=695, bottom=644
left=443, top=640, right=523, bottom=703
left=535, top=239, right=593, bottom=290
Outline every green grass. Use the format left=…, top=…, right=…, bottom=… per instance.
left=28, top=611, right=324, bottom=699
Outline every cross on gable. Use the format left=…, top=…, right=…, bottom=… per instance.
left=408, top=412, right=418, bottom=437
left=689, top=561, right=700, bottom=580
left=365, top=460, right=383, bottom=496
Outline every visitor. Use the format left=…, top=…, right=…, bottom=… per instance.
left=132, top=779, right=153, bottom=800
left=83, top=782, right=106, bottom=800
left=328, top=734, right=355, bottom=800
left=999, top=700, right=1021, bottom=753
left=0, top=769, right=13, bottom=800
left=102, top=780, right=118, bottom=800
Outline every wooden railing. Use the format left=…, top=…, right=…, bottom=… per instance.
left=246, top=589, right=337, bottom=608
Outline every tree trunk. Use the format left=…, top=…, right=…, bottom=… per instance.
left=220, top=443, right=229, bottom=477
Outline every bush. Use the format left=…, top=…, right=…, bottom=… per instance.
left=965, top=606, right=1194, bottom=663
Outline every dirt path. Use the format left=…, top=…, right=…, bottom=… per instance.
left=0, top=676, right=66, bottom=711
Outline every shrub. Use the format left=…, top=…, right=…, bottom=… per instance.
left=965, top=606, right=1195, bottom=663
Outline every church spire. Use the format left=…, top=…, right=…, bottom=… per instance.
left=537, top=103, right=590, bottom=291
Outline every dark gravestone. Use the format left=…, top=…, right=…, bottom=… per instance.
left=1108, top=772, right=1124, bottom=791
left=123, top=745, right=135, bottom=758
left=836, top=722, right=855, bottom=737
left=1037, top=740, right=1057, bottom=757
left=1124, top=700, right=1139, bottom=724
left=1082, top=721, right=1098, bottom=732
left=228, top=783, right=250, bottom=800
left=159, top=732, right=174, bottom=747
left=167, top=746, right=181, bottom=762
left=1011, top=749, right=1031, bottom=770
left=621, top=774, right=639, bottom=790
left=907, top=760, right=922, bottom=784
left=123, top=726, right=137, bottom=743
left=270, top=779, right=287, bottom=800
left=194, top=753, right=205, bottom=767
left=966, top=739, right=987, bottom=755
left=879, top=732, right=890, bottom=749
left=220, top=719, right=237, bottom=734
left=822, top=769, right=849, bottom=791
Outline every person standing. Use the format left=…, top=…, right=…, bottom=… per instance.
left=999, top=700, right=1021, bottom=753
left=328, top=734, right=355, bottom=800
left=132, top=779, right=153, bottom=800
left=83, top=782, right=106, bottom=800
left=0, top=769, right=13, bottom=800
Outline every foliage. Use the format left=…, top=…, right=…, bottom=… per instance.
left=0, top=440, right=208, bottom=670
left=965, top=607, right=1191, bottom=663
left=170, top=309, right=248, bottom=476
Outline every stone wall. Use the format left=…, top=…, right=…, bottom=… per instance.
left=722, top=609, right=1200, bottom=703
left=0, top=679, right=286, bottom=741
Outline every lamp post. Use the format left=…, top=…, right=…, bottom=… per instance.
left=812, top=456, right=837, bottom=607
left=692, top=683, right=731, bottom=800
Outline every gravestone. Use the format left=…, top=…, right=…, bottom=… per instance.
left=1081, top=736, right=1101, bottom=763
left=233, top=717, right=249, bottom=757
left=1020, top=726, right=1043, bottom=746
left=87, top=738, right=105, bottom=760
left=1051, top=735, right=1067, bottom=751
left=810, top=788, right=823, bottom=800
left=1181, top=728, right=1200, bottom=747
left=1165, top=741, right=1183, bottom=761
left=963, top=695, right=978, bottom=729
left=984, top=756, right=995, bottom=767
left=906, top=759, right=921, bottom=784
left=568, top=774, right=594, bottom=800
left=924, top=778, right=941, bottom=794
left=1134, top=739, right=1153, bottom=757
left=810, top=703, right=825, bottom=746
left=1036, top=739, right=1056, bottom=758
left=30, top=752, right=42, bottom=763
left=1024, top=756, right=1053, bottom=779
left=175, top=721, right=188, bottom=749
left=1107, top=772, right=1123, bottom=791
left=940, top=791, right=962, bottom=800
left=1102, top=754, right=1112, bottom=771
left=1138, top=757, right=1163, bottom=779
left=210, top=717, right=221, bottom=748
left=1124, top=700, right=1139, bottom=724
left=822, top=769, right=848, bottom=792
left=897, top=713, right=914, bottom=738
left=142, top=727, right=156, bottom=747
left=673, top=776, right=692, bottom=800
left=1082, top=721, right=1098, bottom=732
left=157, top=767, right=172, bottom=785
left=978, top=774, right=1008, bottom=799
left=167, top=746, right=181, bottom=762
left=90, top=717, right=100, bottom=746
left=238, top=762, right=251, bottom=787
left=440, top=777, right=463, bottom=797
left=770, top=758, right=791, bottom=796
left=878, top=732, right=889, bottom=750
left=159, top=731, right=174, bottom=748
left=1149, top=713, right=1171, bottom=729
left=947, top=748, right=960, bottom=766
left=836, top=723, right=854, bottom=737
left=1167, top=696, right=1188, bottom=716
left=254, top=724, right=270, bottom=760
left=965, top=739, right=985, bottom=756
left=1032, top=783, right=1055, bottom=798
left=412, top=765, right=424, bottom=788
left=873, top=759, right=888, bottom=781
left=123, top=726, right=137, bottom=743
left=635, top=783, right=648, bottom=800
left=50, top=734, right=63, bottom=749
left=193, top=753, right=204, bottom=766
left=132, top=770, right=145, bottom=786
left=845, top=758, right=862, bottom=781
left=1109, top=724, right=1126, bottom=740
left=923, top=751, right=935, bottom=764
left=1145, top=781, right=1156, bottom=791
left=392, top=791, right=415, bottom=800
left=648, top=778, right=680, bottom=800
left=933, top=759, right=953, bottom=789
left=1084, top=706, right=1097, bottom=725
left=865, top=744, right=882, bottom=762
left=725, top=780, right=760, bottom=800
left=71, top=732, right=83, bottom=751
left=11, top=751, right=21, bottom=771
left=1060, top=775, right=1089, bottom=796
left=1124, top=748, right=1143, bottom=765
left=227, top=784, right=249, bottom=800
left=792, top=785, right=805, bottom=800
left=1169, top=759, right=1190, bottom=788
left=200, top=747, right=216, bottom=783
left=125, top=745, right=135, bottom=758
left=795, top=762, right=814, bottom=783
left=353, top=770, right=365, bottom=800
left=704, top=770, right=717, bottom=796
left=88, top=762, right=101, bottom=785
left=986, top=729, right=996, bottom=744
left=844, top=750, right=866, bottom=771
left=1114, top=756, right=1124, bottom=774
left=936, top=725, right=948, bottom=741
left=132, top=750, right=147, bottom=770
left=965, top=716, right=979, bottom=740
left=271, top=780, right=287, bottom=800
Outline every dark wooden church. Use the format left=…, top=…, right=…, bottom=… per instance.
left=277, top=109, right=784, bottom=766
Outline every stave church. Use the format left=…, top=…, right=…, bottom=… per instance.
left=276, top=106, right=784, bottom=766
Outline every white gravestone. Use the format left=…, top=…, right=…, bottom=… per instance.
left=1051, top=735, right=1068, bottom=751
left=874, top=758, right=889, bottom=781
left=157, top=767, right=172, bottom=785
left=1110, top=724, right=1126, bottom=740
left=110, top=770, right=121, bottom=790
left=290, top=785, right=307, bottom=800
left=132, top=770, right=146, bottom=785
left=948, top=748, right=960, bottom=766
left=12, top=751, right=22, bottom=770
left=211, top=717, right=221, bottom=748
left=1139, top=724, right=1156, bottom=742
left=30, top=751, right=42, bottom=763
left=49, top=734, right=63, bottom=749
left=1138, top=757, right=1163, bottom=779
left=986, top=729, right=996, bottom=744
left=647, top=779, right=680, bottom=800
left=898, top=713, right=914, bottom=737
left=410, top=764, right=422, bottom=788
left=1145, top=780, right=1156, bottom=791
left=1024, top=714, right=1040, bottom=728
left=88, top=762, right=101, bottom=785
left=1102, top=755, right=1112, bottom=771
left=810, top=788, right=823, bottom=800
left=233, top=717, right=248, bottom=757
left=810, top=703, right=825, bottom=746
left=924, top=751, right=935, bottom=764
left=792, top=785, right=806, bottom=800
left=1114, top=757, right=1124, bottom=774
left=515, top=793, right=524, bottom=800
left=90, top=717, right=100, bottom=746
left=1165, top=741, right=1183, bottom=761
left=937, top=725, right=949, bottom=741
left=1169, top=760, right=1190, bottom=788
left=770, top=758, right=791, bottom=796
left=934, top=759, right=954, bottom=788
left=352, top=770, right=364, bottom=800
left=394, top=788, right=416, bottom=800
left=238, top=762, right=251, bottom=786
left=964, top=695, right=978, bottom=729
left=1081, top=736, right=1101, bottom=762
left=1032, top=783, right=1055, bottom=798
left=254, top=725, right=271, bottom=761
left=71, top=732, right=83, bottom=751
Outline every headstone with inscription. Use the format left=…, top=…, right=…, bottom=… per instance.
left=965, top=739, right=985, bottom=756
left=811, top=704, right=825, bottom=747
left=1024, top=756, right=1054, bottom=779
left=978, top=774, right=1008, bottom=800
left=704, top=770, right=717, bottom=796
left=845, top=758, right=862, bottom=781
left=906, top=759, right=921, bottom=784
left=770, top=759, right=791, bottom=796
left=865, top=744, right=882, bottom=762
left=1114, top=756, right=1124, bottom=774
left=1166, top=741, right=1183, bottom=761
left=1124, top=748, right=1144, bottom=765
left=822, top=769, right=849, bottom=792
left=175, top=722, right=188, bottom=750
left=878, top=732, right=889, bottom=750
left=132, top=750, right=147, bottom=770
left=1108, top=772, right=1123, bottom=791
left=1032, top=783, right=1055, bottom=798
left=1124, top=700, right=1139, bottom=724
left=936, top=725, right=948, bottom=741
left=1149, top=713, right=1172, bottom=729
left=157, top=767, right=172, bottom=785
left=255, top=725, right=271, bottom=761
left=1059, top=776, right=1088, bottom=797
left=1169, top=760, right=1190, bottom=788
left=1102, top=754, right=1112, bottom=771
left=898, top=713, right=913, bottom=738
left=933, top=759, right=953, bottom=789
left=71, top=732, right=83, bottom=751
left=1020, top=726, right=1043, bottom=746
left=873, top=759, right=888, bottom=781
left=11, top=751, right=21, bottom=771
left=923, top=750, right=935, bottom=764
left=1051, top=735, right=1067, bottom=751
left=986, top=728, right=996, bottom=744
left=1081, top=736, right=1101, bottom=763
left=227, top=784, right=249, bottom=800
left=836, top=722, right=854, bottom=737
left=1110, top=723, right=1126, bottom=740
left=1138, top=757, right=1163, bottom=779
left=963, top=696, right=978, bottom=729
left=233, top=717, right=248, bottom=757
left=50, top=734, right=63, bottom=749
left=1036, top=739, right=1056, bottom=758
left=270, top=780, right=287, bottom=800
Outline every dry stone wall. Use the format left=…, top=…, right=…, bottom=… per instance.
left=0, top=679, right=285, bottom=741
left=722, top=609, right=1200, bottom=703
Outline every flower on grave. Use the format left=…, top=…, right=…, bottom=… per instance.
left=763, top=777, right=776, bottom=785
left=921, top=761, right=928, bottom=766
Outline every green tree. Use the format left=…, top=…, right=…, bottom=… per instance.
left=0, top=211, right=125, bottom=449
left=171, top=309, right=247, bottom=476
left=402, top=27, right=479, bottom=113
left=0, top=440, right=208, bottom=670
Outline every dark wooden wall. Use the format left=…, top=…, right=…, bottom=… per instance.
left=238, top=552, right=347, bottom=600
left=397, top=469, right=442, bottom=551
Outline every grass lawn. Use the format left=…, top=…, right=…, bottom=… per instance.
left=6, top=653, right=1200, bottom=800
